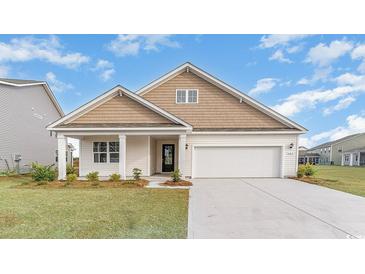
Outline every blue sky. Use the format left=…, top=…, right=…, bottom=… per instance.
left=1, top=34, right=365, bottom=148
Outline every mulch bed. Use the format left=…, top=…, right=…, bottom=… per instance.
left=16, top=179, right=149, bottom=189
left=289, top=176, right=337, bottom=185
left=159, top=180, right=193, bottom=187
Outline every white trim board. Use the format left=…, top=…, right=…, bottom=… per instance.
left=137, top=62, right=306, bottom=132
left=0, top=80, right=64, bottom=116
left=47, top=85, right=192, bottom=130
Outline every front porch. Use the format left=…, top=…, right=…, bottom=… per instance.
left=57, top=132, right=187, bottom=180
left=342, top=148, right=365, bottom=166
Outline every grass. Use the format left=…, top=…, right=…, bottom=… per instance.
left=298, top=165, right=365, bottom=197
left=0, top=176, right=189, bottom=239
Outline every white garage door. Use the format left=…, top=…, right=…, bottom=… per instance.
left=193, top=146, right=281, bottom=178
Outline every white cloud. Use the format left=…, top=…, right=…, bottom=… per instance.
left=335, top=72, right=365, bottom=86
left=92, top=59, right=115, bottom=81
left=100, top=69, right=115, bottom=81
left=272, top=78, right=365, bottom=117
left=108, top=35, right=180, bottom=57
left=269, top=50, right=292, bottom=63
left=0, top=65, right=9, bottom=77
left=323, top=96, right=355, bottom=116
left=248, top=78, right=278, bottom=96
left=259, top=35, right=309, bottom=48
left=351, top=44, right=365, bottom=73
left=287, top=45, right=302, bottom=54
left=297, top=67, right=333, bottom=85
left=0, top=36, right=89, bottom=68
left=46, top=72, right=73, bottom=93
left=306, top=40, right=353, bottom=67
left=299, top=136, right=316, bottom=148
left=303, top=113, right=365, bottom=148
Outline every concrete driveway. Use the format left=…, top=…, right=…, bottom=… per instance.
left=188, top=178, right=365, bottom=239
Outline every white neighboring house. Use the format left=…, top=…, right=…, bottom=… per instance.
left=342, top=147, right=365, bottom=166
left=47, top=63, right=307, bottom=180
left=0, top=78, right=72, bottom=173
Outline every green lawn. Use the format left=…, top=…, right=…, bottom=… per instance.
left=309, top=165, right=365, bottom=197
left=0, top=176, right=189, bottom=239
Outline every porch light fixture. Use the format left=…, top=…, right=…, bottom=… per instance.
left=289, top=143, right=294, bottom=149
left=185, top=144, right=189, bottom=150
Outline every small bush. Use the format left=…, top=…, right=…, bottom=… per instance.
left=66, top=173, right=77, bottom=184
left=297, top=164, right=316, bottom=177
left=86, top=171, right=99, bottom=186
left=297, top=165, right=305, bottom=178
left=171, top=169, right=182, bottom=182
left=304, top=163, right=316, bottom=177
left=132, top=168, right=142, bottom=180
left=66, top=164, right=76, bottom=175
left=31, top=163, right=56, bottom=182
left=109, top=173, right=121, bottom=182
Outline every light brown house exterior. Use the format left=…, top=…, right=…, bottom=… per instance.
left=48, top=63, right=306, bottom=180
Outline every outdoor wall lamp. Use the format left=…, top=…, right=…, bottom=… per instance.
left=289, top=143, right=294, bottom=149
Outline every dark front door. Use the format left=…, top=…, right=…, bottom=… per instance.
left=162, top=144, right=175, bottom=172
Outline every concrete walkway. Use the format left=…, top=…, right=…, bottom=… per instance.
left=188, top=178, right=365, bottom=239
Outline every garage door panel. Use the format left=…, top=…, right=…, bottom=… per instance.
left=194, top=146, right=281, bottom=178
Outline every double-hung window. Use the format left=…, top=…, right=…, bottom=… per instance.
left=93, top=142, right=107, bottom=163
left=93, top=142, right=119, bottom=163
left=176, top=89, right=198, bottom=104
left=109, top=142, right=120, bottom=163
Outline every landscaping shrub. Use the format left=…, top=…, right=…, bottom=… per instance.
left=132, top=168, right=142, bottom=180
left=86, top=171, right=99, bottom=186
left=66, top=163, right=76, bottom=175
left=171, top=169, right=181, bottom=182
left=31, top=163, right=56, bottom=182
left=109, top=173, right=121, bottom=182
left=297, top=163, right=316, bottom=178
left=297, top=165, right=305, bottom=178
left=304, top=163, right=316, bottom=176
left=66, top=173, right=77, bottom=184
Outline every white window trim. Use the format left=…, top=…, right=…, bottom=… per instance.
left=175, top=89, right=199, bottom=104
left=93, top=141, right=120, bottom=163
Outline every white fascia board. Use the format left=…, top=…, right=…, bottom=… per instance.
left=48, top=127, right=189, bottom=131
left=47, top=85, right=191, bottom=129
left=122, top=89, right=192, bottom=128
left=42, top=83, right=64, bottom=116
left=0, top=81, right=64, bottom=117
left=47, top=85, right=124, bottom=128
left=137, top=62, right=307, bottom=132
left=191, top=131, right=305, bottom=135
left=0, top=81, right=46, bottom=87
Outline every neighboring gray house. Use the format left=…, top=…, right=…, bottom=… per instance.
left=307, top=133, right=365, bottom=165
left=0, top=78, right=65, bottom=173
left=342, top=147, right=365, bottom=166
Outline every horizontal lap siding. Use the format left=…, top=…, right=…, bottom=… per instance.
left=70, top=95, right=172, bottom=124
left=142, top=72, right=289, bottom=129
left=185, top=134, right=298, bottom=177
left=79, top=136, right=149, bottom=177
left=0, top=84, right=61, bottom=172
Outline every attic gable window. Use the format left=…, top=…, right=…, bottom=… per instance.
left=176, top=89, right=198, bottom=104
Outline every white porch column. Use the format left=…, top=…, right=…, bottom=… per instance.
left=341, top=153, right=344, bottom=166
left=178, top=134, right=186, bottom=177
left=57, top=134, right=67, bottom=180
left=349, top=153, right=354, bottom=166
left=119, top=134, right=127, bottom=179
left=358, top=152, right=361, bottom=166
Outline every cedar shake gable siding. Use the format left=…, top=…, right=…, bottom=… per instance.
left=142, top=71, right=290, bottom=129
left=68, top=94, right=174, bottom=125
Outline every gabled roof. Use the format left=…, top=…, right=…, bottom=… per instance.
left=137, top=62, right=307, bottom=132
left=47, top=85, right=192, bottom=130
left=309, top=133, right=365, bottom=150
left=0, top=77, right=64, bottom=116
